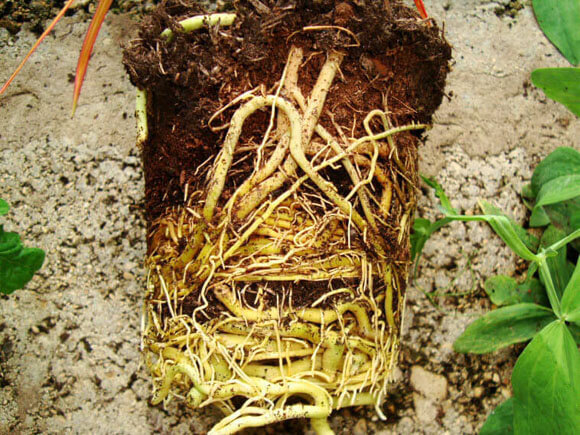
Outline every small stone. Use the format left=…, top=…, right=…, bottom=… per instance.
left=123, top=272, right=134, bottom=280
left=389, top=366, right=403, bottom=383
left=353, top=418, right=367, bottom=435
left=410, top=366, right=448, bottom=401
left=413, top=393, right=438, bottom=424
left=492, top=373, right=500, bottom=384
left=472, top=386, right=485, bottom=398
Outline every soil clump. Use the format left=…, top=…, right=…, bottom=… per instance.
left=123, top=0, right=451, bottom=227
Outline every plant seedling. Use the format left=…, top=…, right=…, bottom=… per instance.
left=412, top=147, right=580, bottom=434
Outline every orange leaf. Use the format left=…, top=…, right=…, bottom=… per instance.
left=0, top=0, right=77, bottom=96
left=72, top=0, right=114, bottom=116
left=414, top=0, right=429, bottom=19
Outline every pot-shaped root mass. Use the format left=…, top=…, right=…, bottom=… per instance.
left=124, top=1, right=451, bottom=433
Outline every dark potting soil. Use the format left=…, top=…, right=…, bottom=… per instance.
left=123, top=0, right=451, bottom=223
left=124, top=0, right=451, bottom=313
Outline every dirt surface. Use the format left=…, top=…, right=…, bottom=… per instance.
left=0, top=0, right=578, bottom=434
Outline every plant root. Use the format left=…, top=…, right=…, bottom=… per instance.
left=140, top=18, right=424, bottom=434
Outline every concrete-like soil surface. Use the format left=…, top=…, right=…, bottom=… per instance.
left=0, top=1, right=578, bottom=433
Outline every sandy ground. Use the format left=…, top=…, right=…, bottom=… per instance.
left=0, top=1, right=578, bottom=434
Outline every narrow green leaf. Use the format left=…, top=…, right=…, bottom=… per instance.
left=530, top=147, right=580, bottom=197
left=0, top=199, right=8, bottom=216
left=532, top=0, right=580, bottom=65
left=484, top=275, right=548, bottom=307
left=512, top=321, right=580, bottom=434
left=539, top=225, right=574, bottom=299
left=531, top=68, right=580, bottom=117
left=421, top=176, right=457, bottom=215
left=479, top=200, right=539, bottom=252
left=481, top=216, right=539, bottom=262
left=441, top=213, right=539, bottom=262
left=453, top=303, right=556, bottom=354
left=561, top=259, right=580, bottom=323
left=420, top=180, right=538, bottom=262
left=480, top=398, right=514, bottom=435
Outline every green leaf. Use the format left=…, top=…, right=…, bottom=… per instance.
left=484, top=275, right=548, bottom=307
left=0, top=199, right=8, bottom=216
left=539, top=225, right=574, bottom=299
left=0, top=246, right=45, bottom=295
left=0, top=226, right=45, bottom=295
left=545, top=227, right=580, bottom=252
left=421, top=176, right=457, bottom=215
left=532, top=0, right=580, bottom=65
left=530, top=147, right=580, bottom=198
left=529, top=206, right=551, bottom=227
left=411, top=176, right=460, bottom=265
left=534, top=197, right=580, bottom=252
left=411, top=218, right=433, bottom=261
left=420, top=180, right=539, bottom=262
left=535, top=174, right=580, bottom=208
left=453, top=303, right=556, bottom=354
left=568, top=322, right=580, bottom=345
left=0, top=228, right=23, bottom=257
left=531, top=68, right=580, bottom=117
left=479, top=200, right=539, bottom=252
left=474, top=215, right=539, bottom=262
left=521, top=183, right=534, bottom=201
left=532, top=174, right=580, bottom=223
left=512, top=321, right=580, bottom=434
left=561, top=259, right=580, bottom=323
left=480, top=398, right=514, bottom=435
left=411, top=216, right=454, bottom=262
